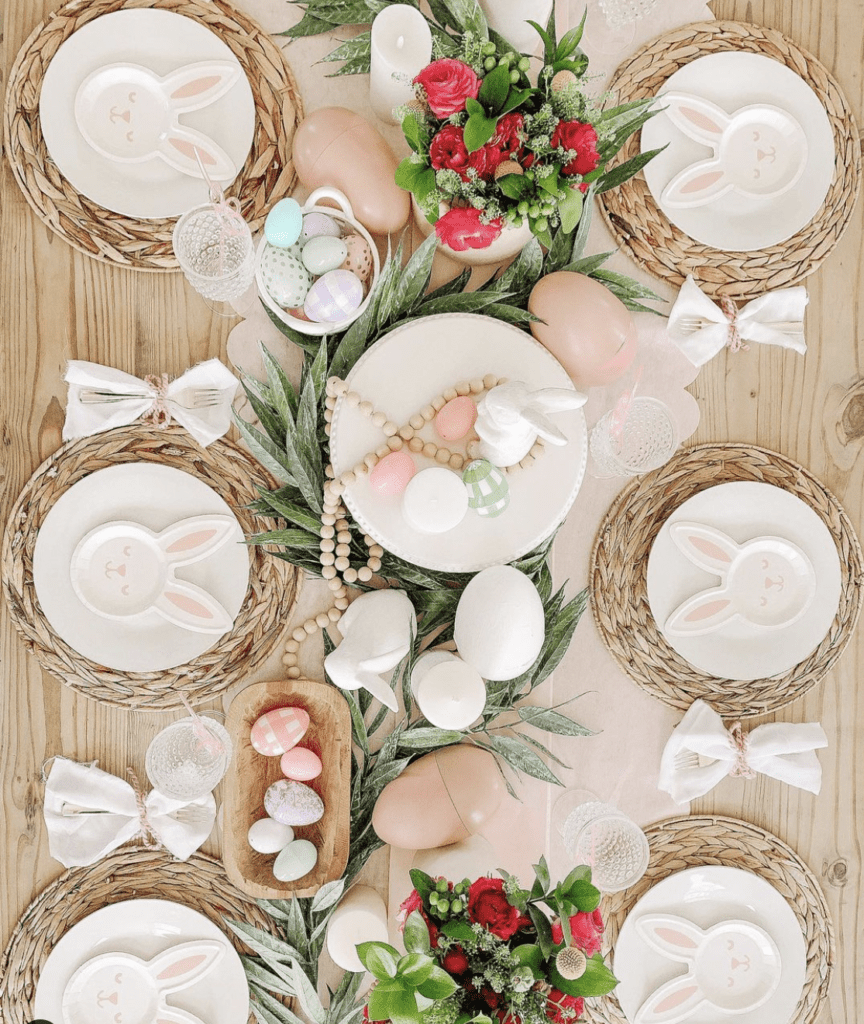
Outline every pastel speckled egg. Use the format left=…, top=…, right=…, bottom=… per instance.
left=264, top=198, right=303, bottom=248
left=435, top=396, right=477, bottom=441
left=280, top=746, right=323, bottom=781
left=250, top=706, right=310, bottom=756
left=265, top=779, right=325, bottom=826
left=462, top=459, right=510, bottom=518
left=369, top=451, right=416, bottom=496
left=274, top=838, right=318, bottom=882
left=304, top=269, right=363, bottom=324
left=302, top=235, right=348, bottom=275
left=260, top=244, right=311, bottom=309
left=340, top=233, right=373, bottom=282
left=301, top=211, right=341, bottom=243
left=248, top=818, right=294, bottom=854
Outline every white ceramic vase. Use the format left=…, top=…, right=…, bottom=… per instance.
left=412, top=198, right=533, bottom=267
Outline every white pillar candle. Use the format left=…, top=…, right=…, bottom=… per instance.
left=477, top=0, right=552, bottom=55
left=402, top=467, right=468, bottom=534
left=326, top=885, right=389, bottom=973
left=410, top=649, right=457, bottom=698
left=369, top=5, right=433, bottom=125
left=416, top=657, right=487, bottom=730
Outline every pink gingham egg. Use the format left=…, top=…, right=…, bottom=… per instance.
left=304, top=269, right=363, bottom=324
left=250, top=706, right=310, bottom=756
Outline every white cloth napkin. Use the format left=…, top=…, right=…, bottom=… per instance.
left=668, top=276, right=808, bottom=366
left=659, top=699, right=827, bottom=804
left=63, top=359, right=240, bottom=447
left=44, top=757, right=216, bottom=866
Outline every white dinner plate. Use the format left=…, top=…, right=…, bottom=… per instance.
left=646, top=482, right=841, bottom=680
left=614, top=867, right=806, bottom=1024
left=39, top=9, right=255, bottom=219
left=34, top=898, right=249, bottom=1024
left=33, top=464, right=250, bottom=672
left=329, top=314, right=588, bottom=573
left=640, top=52, right=835, bottom=251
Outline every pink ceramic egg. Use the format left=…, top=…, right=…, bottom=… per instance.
left=369, top=451, right=416, bottom=496
left=250, top=706, right=310, bottom=756
left=435, top=396, right=477, bottom=441
left=287, top=305, right=313, bottom=322
left=304, top=269, right=363, bottom=323
left=281, top=746, right=323, bottom=781
left=340, top=233, right=373, bottom=283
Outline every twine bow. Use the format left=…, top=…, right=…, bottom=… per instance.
left=717, top=297, right=749, bottom=354
left=142, top=373, right=173, bottom=429
left=127, top=768, right=163, bottom=849
left=726, top=722, right=757, bottom=779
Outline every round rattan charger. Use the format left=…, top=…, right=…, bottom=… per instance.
left=1, top=425, right=301, bottom=711
left=590, top=443, right=863, bottom=717
left=0, top=849, right=282, bottom=1023
left=598, top=21, right=862, bottom=301
left=3, top=0, right=303, bottom=271
left=582, top=815, right=833, bottom=1024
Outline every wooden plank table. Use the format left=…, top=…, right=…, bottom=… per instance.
left=0, top=1, right=861, bottom=1022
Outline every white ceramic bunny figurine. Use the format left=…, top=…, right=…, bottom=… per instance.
left=634, top=914, right=781, bottom=1024
left=664, top=522, right=815, bottom=637
left=75, top=60, right=241, bottom=179
left=661, top=92, right=808, bottom=208
left=61, top=939, right=224, bottom=1024
left=470, top=381, right=587, bottom=468
left=324, top=589, right=417, bottom=712
left=71, top=514, right=239, bottom=634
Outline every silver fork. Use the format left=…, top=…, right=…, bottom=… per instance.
left=673, top=750, right=715, bottom=771
left=170, top=804, right=214, bottom=827
left=77, top=387, right=222, bottom=408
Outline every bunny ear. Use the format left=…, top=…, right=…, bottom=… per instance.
left=356, top=671, right=400, bottom=712
left=670, top=522, right=739, bottom=573
left=663, top=93, right=731, bottom=144
left=157, top=514, right=239, bottom=567
left=520, top=407, right=568, bottom=445
left=665, top=588, right=735, bottom=636
left=158, top=126, right=237, bottom=181
left=530, top=387, right=588, bottom=412
left=155, top=580, right=234, bottom=635
left=161, top=61, right=241, bottom=113
left=148, top=941, right=224, bottom=994
left=634, top=975, right=704, bottom=1024
left=156, top=1011, right=207, bottom=1024
left=662, top=159, right=731, bottom=209
left=636, top=915, right=706, bottom=961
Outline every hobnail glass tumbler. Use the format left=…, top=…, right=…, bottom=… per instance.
left=597, top=0, right=660, bottom=28
left=560, top=799, right=650, bottom=892
left=145, top=716, right=233, bottom=801
left=172, top=202, right=255, bottom=303
left=590, top=396, right=678, bottom=477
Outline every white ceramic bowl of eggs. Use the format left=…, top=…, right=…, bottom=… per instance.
left=256, top=186, right=381, bottom=337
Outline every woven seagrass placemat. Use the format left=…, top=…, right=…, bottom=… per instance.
left=1, top=425, right=301, bottom=710
left=583, top=815, right=833, bottom=1024
left=3, top=0, right=303, bottom=271
left=598, top=21, right=862, bottom=301
left=590, top=443, right=863, bottom=717
left=0, top=850, right=280, bottom=1023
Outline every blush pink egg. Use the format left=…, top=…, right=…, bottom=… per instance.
left=369, top=451, right=416, bottom=496
left=287, top=305, right=313, bottom=322
left=281, top=746, right=323, bottom=781
left=250, top=706, right=310, bottom=756
left=435, top=396, right=477, bottom=441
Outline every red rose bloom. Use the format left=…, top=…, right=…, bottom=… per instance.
left=435, top=207, right=503, bottom=252
left=466, top=877, right=524, bottom=939
left=414, top=59, right=481, bottom=117
left=480, top=986, right=501, bottom=1009
left=442, top=946, right=470, bottom=975
left=546, top=989, right=585, bottom=1024
left=430, top=125, right=471, bottom=177
left=397, top=889, right=439, bottom=947
left=551, top=910, right=604, bottom=956
left=550, top=120, right=601, bottom=176
left=492, top=113, right=525, bottom=158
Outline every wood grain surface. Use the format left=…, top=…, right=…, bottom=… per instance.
left=0, top=2, right=862, bottom=1023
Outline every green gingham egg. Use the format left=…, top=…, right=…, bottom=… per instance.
left=462, top=459, right=510, bottom=518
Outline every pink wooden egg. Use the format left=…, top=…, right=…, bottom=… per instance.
left=435, top=396, right=477, bottom=441
left=340, top=233, right=373, bottom=283
left=281, top=746, right=323, bottom=781
left=250, top=706, right=310, bottom=756
left=369, top=451, right=416, bottom=496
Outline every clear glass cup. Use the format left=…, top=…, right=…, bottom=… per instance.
left=590, top=396, right=679, bottom=478
left=172, top=202, right=255, bottom=304
left=597, top=0, right=660, bottom=28
left=145, top=715, right=233, bottom=801
left=558, top=799, right=650, bottom=893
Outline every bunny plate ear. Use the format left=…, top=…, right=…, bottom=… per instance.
left=634, top=974, right=704, bottom=1024
left=157, top=515, right=239, bottom=567
left=155, top=580, right=234, bottom=634
left=665, top=588, right=735, bottom=636
left=670, top=522, right=739, bottom=574
left=156, top=1010, right=207, bottom=1024
left=149, top=940, right=224, bottom=994
left=530, top=387, right=588, bottom=413
left=520, top=407, right=568, bottom=446
left=636, top=915, right=705, bottom=961
left=158, top=125, right=237, bottom=181
left=161, top=61, right=241, bottom=113
left=662, top=159, right=731, bottom=209
left=663, top=93, right=731, bottom=145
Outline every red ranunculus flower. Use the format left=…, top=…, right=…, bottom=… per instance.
left=480, top=986, right=501, bottom=1009
left=442, top=946, right=470, bottom=975
left=550, top=120, right=601, bottom=177
left=492, top=113, right=525, bottom=158
left=397, top=889, right=439, bottom=947
left=430, top=125, right=471, bottom=177
left=414, top=59, right=481, bottom=117
left=551, top=910, right=604, bottom=956
left=546, top=989, right=585, bottom=1024
left=466, top=877, right=523, bottom=939
left=435, top=207, right=503, bottom=252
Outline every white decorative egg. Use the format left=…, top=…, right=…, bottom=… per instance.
left=302, top=235, right=348, bottom=275
left=248, top=817, right=295, bottom=854
left=274, top=838, right=318, bottom=882
left=435, top=396, right=477, bottom=441
left=260, top=243, right=311, bottom=309
left=454, top=565, right=545, bottom=681
left=301, top=211, right=341, bottom=243
left=264, top=198, right=303, bottom=248
left=250, top=706, right=310, bottom=756
left=340, top=233, right=374, bottom=282
left=304, top=269, right=363, bottom=324
left=402, top=467, right=468, bottom=534
left=264, top=779, right=325, bottom=826
left=462, top=459, right=510, bottom=518
left=326, top=886, right=389, bottom=972
left=369, top=451, right=416, bottom=496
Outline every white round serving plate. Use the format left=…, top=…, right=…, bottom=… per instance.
left=34, top=898, right=248, bottom=1024
left=646, top=482, right=841, bottom=680
left=614, top=866, right=806, bottom=1024
left=33, top=464, right=249, bottom=672
left=329, top=314, right=588, bottom=573
left=39, top=9, right=255, bottom=219
left=640, top=52, right=835, bottom=251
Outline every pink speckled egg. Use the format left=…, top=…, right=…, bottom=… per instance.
left=435, top=396, right=477, bottom=441
left=281, top=746, right=323, bottom=781
left=304, top=269, right=363, bottom=323
left=370, top=451, right=416, bottom=496
left=250, top=706, right=310, bottom=756
left=340, top=233, right=373, bottom=283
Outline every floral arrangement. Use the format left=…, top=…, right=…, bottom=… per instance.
left=355, top=861, right=616, bottom=1024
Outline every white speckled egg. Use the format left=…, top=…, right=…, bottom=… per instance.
left=304, top=269, right=363, bottom=324
left=260, top=243, right=311, bottom=309
left=369, top=451, right=416, bottom=496
left=436, top=396, right=477, bottom=441
left=250, top=706, right=310, bottom=756
left=462, top=459, right=510, bottom=518
left=301, top=212, right=341, bottom=243
left=248, top=817, right=294, bottom=854
left=274, top=839, right=318, bottom=882
left=280, top=746, right=323, bottom=781
left=302, top=235, right=348, bottom=275
left=264, top=779, right=325, bottom=826
left=340, top=233, right=374, bottom=282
